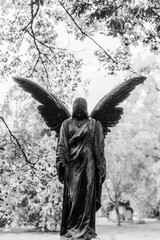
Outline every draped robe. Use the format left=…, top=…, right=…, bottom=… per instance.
left=56, top=117, right=106, bottom=239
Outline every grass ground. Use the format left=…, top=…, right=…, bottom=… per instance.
left=0, top=218, right=160, bottom=240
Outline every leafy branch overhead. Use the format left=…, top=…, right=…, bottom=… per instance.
left=58, top=0, right=160, bottom=73
left=0, top=0, right=82, bottom=97
left=66, top=0, right=160, bottom=45
left=0, top=0, right=160, bottom=79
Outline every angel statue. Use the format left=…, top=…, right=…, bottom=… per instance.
left=13, top=76, right=146, bottom=240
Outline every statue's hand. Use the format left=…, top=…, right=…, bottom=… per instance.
left=56, top=160, right=65, bottom=184
left=100, top=164, right=106, bottom=183
left=56, top=161, right=65, bottom=169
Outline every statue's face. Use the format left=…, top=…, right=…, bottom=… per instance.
left=72, top=98, right=88, bottom=120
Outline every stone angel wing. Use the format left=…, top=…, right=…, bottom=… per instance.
left=90, top=76, right=146, bottom=136
left=13, top=76, right=71, bottom=136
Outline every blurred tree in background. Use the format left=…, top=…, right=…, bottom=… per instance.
left=0, top=0, right=83, bottom=230
left=57, top=0, right=160, bottom=74
left=102, top=75, right=160, bottom=224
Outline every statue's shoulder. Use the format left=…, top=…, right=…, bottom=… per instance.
left=89, top=117, right=102, bottom=129
left=89, top=117, right=98, bottom=124
left=63, top=117, right=72, bottom=125
left=88, top=117, right=97, bottom=127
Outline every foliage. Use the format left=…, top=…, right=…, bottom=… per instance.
left=0, top=0, right=84, bottom=230
left=1, top=0, right=160, bottom=76
left=0, top=0, right=82, bottom=97
left=0, top=59, right=83, bottom=229
left=59, top=0, right=160, bottom=73
left=0, top=111, right=64, bottom=230
left=102, top=75, right=160, bottom=219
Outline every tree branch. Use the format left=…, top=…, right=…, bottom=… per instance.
left=22, top=0, right=40, bottom=32
left=58, top=0, right=118, bottom=64
left=57, top=0, right=142, bottom=76
left=0, top=117, right=58, bottom=181
left=106, top=181, right=115, bottom=204
left=127, top=67, right=142, bottom=76
left=0, top=116, right=34, bottom=166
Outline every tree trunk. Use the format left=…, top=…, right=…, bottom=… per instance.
left=115, top=199, right=121, bottom=226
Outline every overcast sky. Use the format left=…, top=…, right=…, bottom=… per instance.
left=0, top=22, right=130, bottom=111
left=54, top=22, right=124, bottom=112
left=0, top=22, right=120, bottom=108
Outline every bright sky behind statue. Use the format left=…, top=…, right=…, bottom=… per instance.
left=0, top=21, right=159, bottom=113
left=0, top=21, right=122, bottom=112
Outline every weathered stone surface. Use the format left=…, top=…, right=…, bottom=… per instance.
left=60, top=237, right=85, bottom=240
left=60, top=237, right=72, bottom=240
left=72, top=238, right=85, bottom=240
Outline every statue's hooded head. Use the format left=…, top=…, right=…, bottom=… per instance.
left=72, top=97, right=88, bottom=120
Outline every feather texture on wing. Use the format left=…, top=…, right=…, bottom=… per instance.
left=13, top=76, right=71, bottom=135
left=90, top=76, right=147, bottom=135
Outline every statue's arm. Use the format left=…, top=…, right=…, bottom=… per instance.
left=98, top=121, right=106, bottom=183
left=93, top=120, right=106, bottom=211
left=56, top=120, right=69, bottom=183
left=94, top=120, right=106, bottom=184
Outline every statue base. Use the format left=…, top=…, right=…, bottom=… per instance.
left=60, top=236, right=97, bottom=240
left=60, top=237, right=85, bottom=240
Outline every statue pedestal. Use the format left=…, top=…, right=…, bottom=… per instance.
left=60, top=237, right=85, bottom=240
left=60, top=235, right=97, bottom=240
